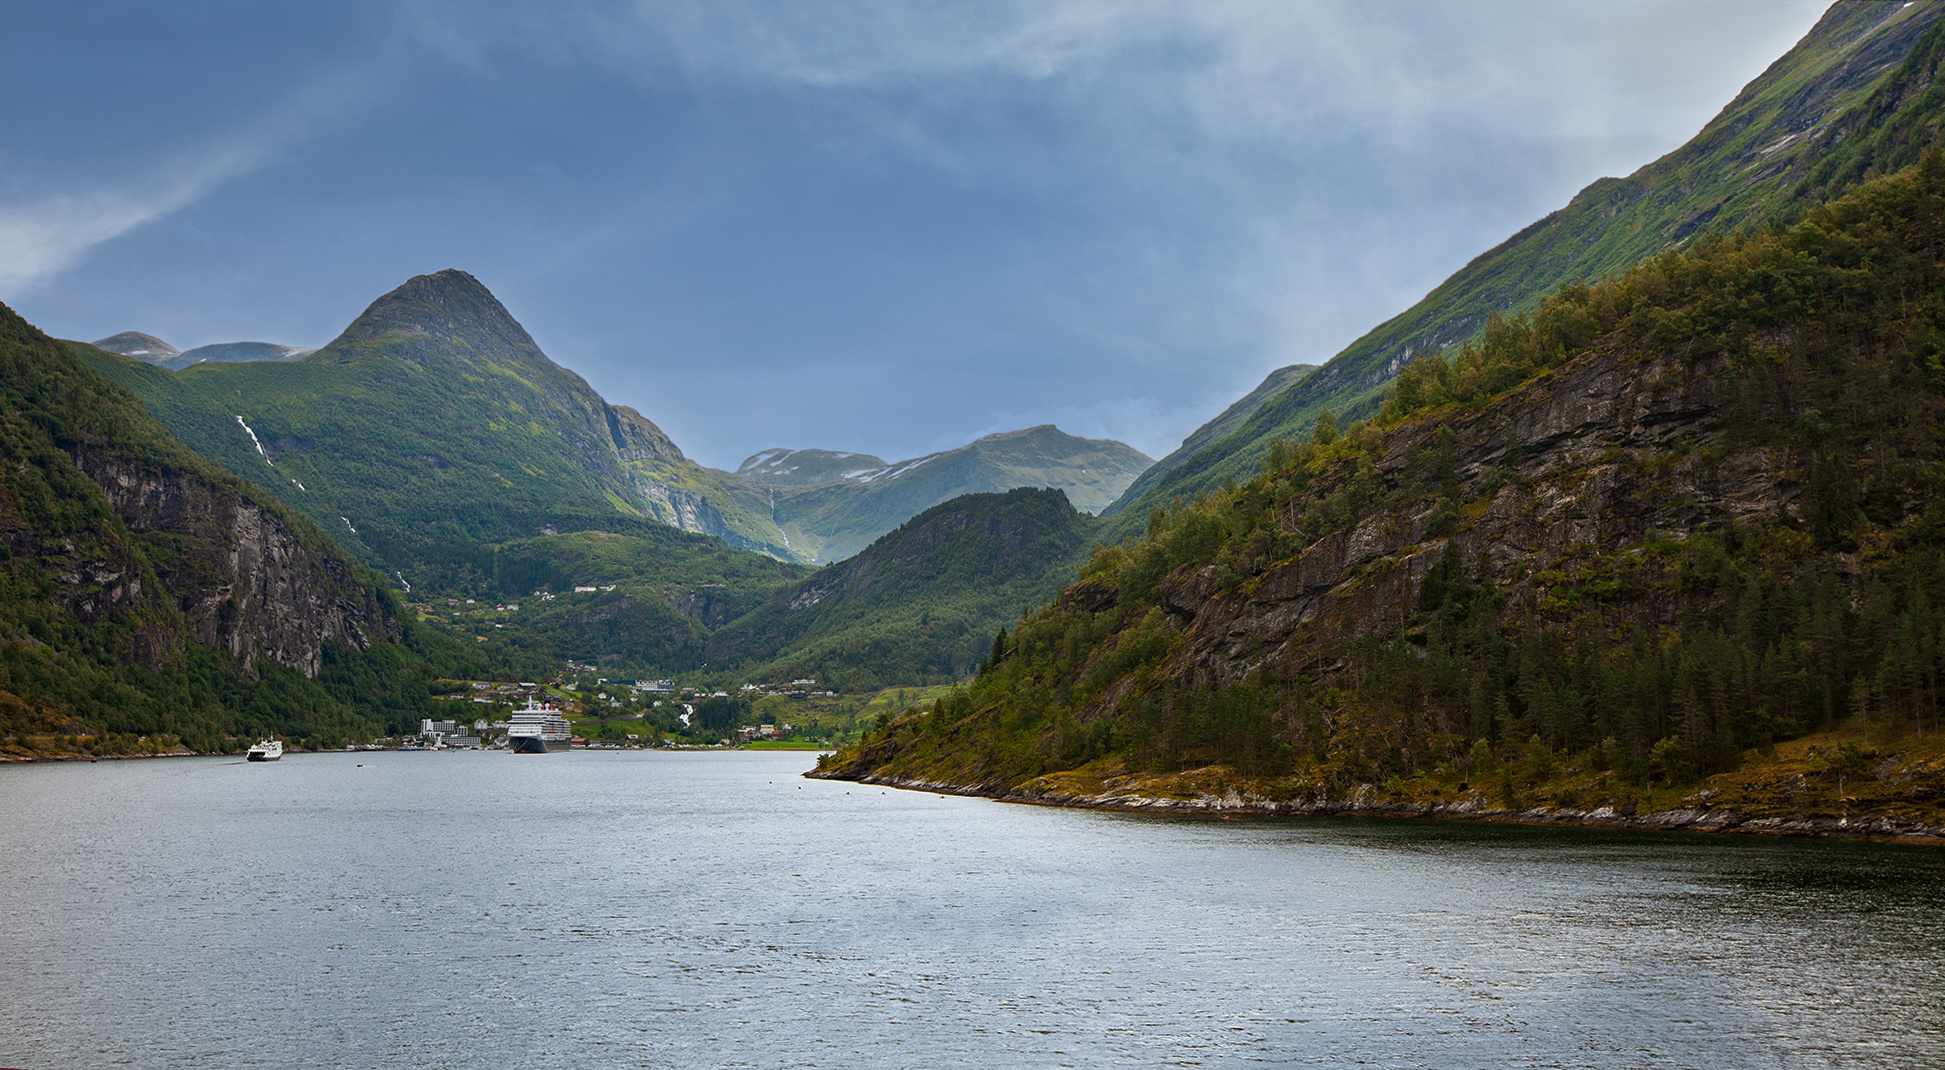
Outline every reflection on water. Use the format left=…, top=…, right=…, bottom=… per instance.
left=1, top=750, right=1940, bottom=1068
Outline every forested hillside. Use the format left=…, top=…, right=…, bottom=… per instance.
left=1105, top=0, right=1945, bottom=530
left=77, top=270, right=798, bottom=575
left=817, top=155, right=1945, bottom=833
left=0, top=302, right=515, bottom=755
left=705, top=488, right=1100, bottom=690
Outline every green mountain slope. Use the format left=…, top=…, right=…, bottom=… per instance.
left=77, top=270, right=797, bottom=582
left=0, top=301, right=496, bottom=754
left=1103, top=0, right=1945, bottom=532
left=86, top=272, right=1152, bottom=576
left=815, top=155, right=1945, bottom=834
left=704, top=487, right=1101, bottom=690
left=1105, top=364, right=1313, bottom=515
left=79, top=273, right=1104, bottom=685
left=713, top=426, right=1151, bottom=563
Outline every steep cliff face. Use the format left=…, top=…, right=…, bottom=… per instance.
left=0, top=301, right=401, bottom=746
left=1158, top=345, right=1786, bottom=686
left=70, top=448, right=391, bottom=676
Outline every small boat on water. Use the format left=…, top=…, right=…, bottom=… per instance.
left=507, top=699, right=573, bottom=753
left=246, top=739, right=283, bottom=762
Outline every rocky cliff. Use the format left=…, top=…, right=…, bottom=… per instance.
left=1, top=300, right=402, bottom=749
left=69, top=446, right=391, bottom=677
left=1158, top=344, right=1776, bottom=686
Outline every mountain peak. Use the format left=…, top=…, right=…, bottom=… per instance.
left=316, top=269, right=543, bottom=368
left=734, top=448, right=891, bottom=487
left=93, top=331, right=179, bottom=365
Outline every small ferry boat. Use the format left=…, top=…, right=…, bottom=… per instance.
left=246, top=739, right=283, bottom=762
left=507, top=699, right=573, bottom=753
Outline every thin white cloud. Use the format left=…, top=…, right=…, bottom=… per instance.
left=0, top=48, right=396, bottom=298
left=0, top=153, right=261, bottom=296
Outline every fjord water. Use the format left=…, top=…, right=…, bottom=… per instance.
left=2, top=752, right=1940, bottom=1069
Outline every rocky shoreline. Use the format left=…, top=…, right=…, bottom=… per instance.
left=812, top=769, right=1945, bottom=845
left=0, top=746, right=203, bottom=763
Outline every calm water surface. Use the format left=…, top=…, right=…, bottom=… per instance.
left=1, top=750, right=1941, bottom=1069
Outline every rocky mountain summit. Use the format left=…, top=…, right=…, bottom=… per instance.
left=92, top=330, right=179, bottom=366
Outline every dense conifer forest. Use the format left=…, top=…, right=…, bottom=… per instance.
left=821, top=155, right=1945, bottom=822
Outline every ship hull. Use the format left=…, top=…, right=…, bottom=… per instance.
left=510, top=735, right=568, bottom=753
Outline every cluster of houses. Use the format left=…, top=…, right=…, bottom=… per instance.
left=452, top=681, right=549, bottom=705
left=434, top=598, right=521, bottom=612
left=739, top=678, right=838, bottom=699
left=531, top=584, right=616, bottom=601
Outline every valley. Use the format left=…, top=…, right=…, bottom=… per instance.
left=6, top=0, right=1945, bottom=847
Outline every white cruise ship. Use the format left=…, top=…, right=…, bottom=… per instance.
left=507, top=700, right=572, bottom=753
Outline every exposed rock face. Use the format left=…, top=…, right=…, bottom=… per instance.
left=667, top=588, right=735, bottom=629
left=1153, top=345, right=1798, bottom=688
left=176, top=341, right=315, bottom=366
left=70, top=448, right=394, bottom=677
left=4, top=304, right=399, bottom=682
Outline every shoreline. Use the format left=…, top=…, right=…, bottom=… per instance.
left=0, top=748, right=207, bottom=763
left=2, top=743, right=837, bottom=763
left=812, top=769, right=1945, bottom=846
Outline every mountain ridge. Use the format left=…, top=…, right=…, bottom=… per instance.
left=710, top=425, right=1152, bottom=563
left=94, top=331, right=314, bottom=371
left=83, top=269, right=1155, bottom=569
left=1102, top=0, right=1945, bottom=528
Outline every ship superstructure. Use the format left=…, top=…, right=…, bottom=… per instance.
left=507, top=700, right=572, bottom=753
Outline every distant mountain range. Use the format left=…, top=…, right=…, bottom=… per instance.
left=709, top=428, right=1148, bottom=563
left=79, top=270, right=1150, bottom=575
left=93, top=331, right=314, bottom=371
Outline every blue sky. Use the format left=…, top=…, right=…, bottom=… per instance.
left=3, top=0, right=1826, bottom=470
